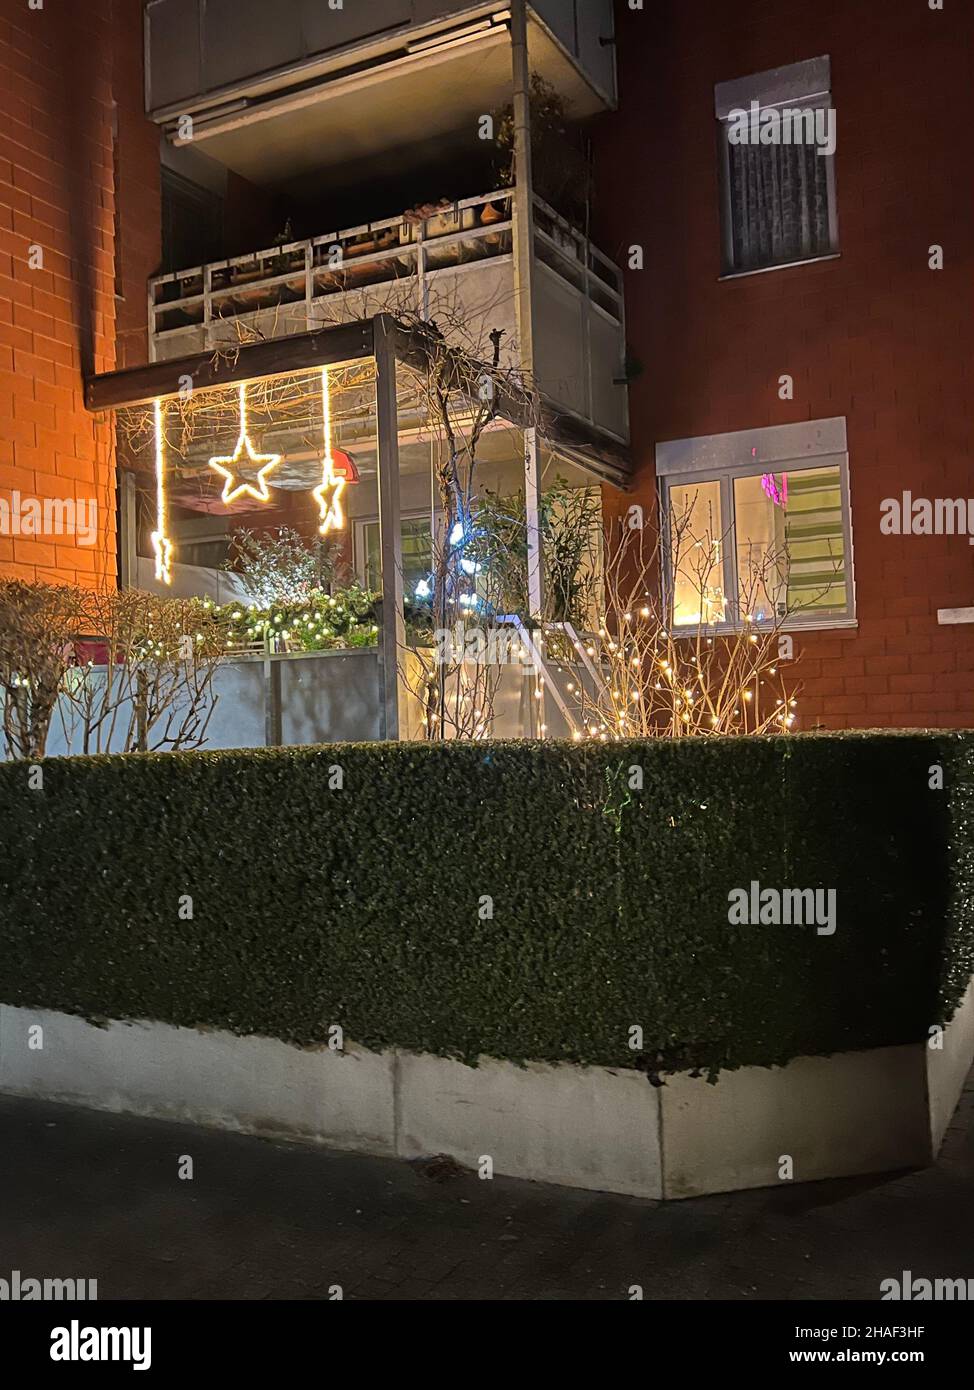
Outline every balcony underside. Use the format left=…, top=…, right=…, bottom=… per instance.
left=148, top=3, right=616, bottom=196
left=90, top=314, right=631, bottom=490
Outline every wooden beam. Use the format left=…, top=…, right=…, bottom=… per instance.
left=85, top=320, right=375, bottom=412
left=90, top=311, right=632, bottom=484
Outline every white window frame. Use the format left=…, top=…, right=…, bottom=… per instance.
left=656, top=417, right=856, bottom=633
left=354, top=510, right=432, bottom=590
left=715, top=56, right=840, bottom=279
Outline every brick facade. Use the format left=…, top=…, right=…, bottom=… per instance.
left=0, top=0, right=159, bottom=591
left=595, top=0, right=974, bottom=729
left=3, top=0, right=973, bottom=728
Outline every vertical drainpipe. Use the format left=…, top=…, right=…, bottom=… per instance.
left=511, top=0, right=544, bottom=624
left=118, top=469, right=137, bottom=590
left=375, top=316, right=405, bottom=741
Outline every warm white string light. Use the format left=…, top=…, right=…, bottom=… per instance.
left=312, top=366, right=347, bottom=534
left=150, top=398, right=173, bottom=584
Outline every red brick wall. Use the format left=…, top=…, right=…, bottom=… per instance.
left=0, top=0, right=159, bottom=592
left=595, top=0, right=974, bottom=729
left=114, top=0, right=161, bottom=371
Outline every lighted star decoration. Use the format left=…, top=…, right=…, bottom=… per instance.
left=312, top=366, right=347, bottom=534
left=150, top=398, right=174, bottom=584
left=208, top=383, right=281, bottom=504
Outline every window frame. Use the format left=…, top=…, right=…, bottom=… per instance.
left=657, top=420, right=856, bottom=634
left=715, top=57, right=840, bottom=279
left=355, top=511, right=432, bottom=592
left=161, top=165, right=225, bottom=275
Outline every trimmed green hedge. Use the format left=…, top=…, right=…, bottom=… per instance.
left=1, top=732, right=972, bottom=1076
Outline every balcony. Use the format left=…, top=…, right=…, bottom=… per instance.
left=148, top=187, right=629, bottom=446
left=145, top=3, right=616, bottom=195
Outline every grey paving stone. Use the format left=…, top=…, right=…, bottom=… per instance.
left=0, top=1083, right=972, bottom=1301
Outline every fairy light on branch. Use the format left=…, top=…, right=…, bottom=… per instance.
left=564, top=518, right=802, bottom=740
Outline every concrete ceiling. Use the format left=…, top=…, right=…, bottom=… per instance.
left=171, top=22, right=601, bottom=194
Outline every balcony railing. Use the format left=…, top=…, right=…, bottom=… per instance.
left=148, top=189, right=628, bottom=443
left=150, top=190, right=512, bottom=352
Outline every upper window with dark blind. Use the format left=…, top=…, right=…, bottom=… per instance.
left=716, top=57, right=839, bottom=276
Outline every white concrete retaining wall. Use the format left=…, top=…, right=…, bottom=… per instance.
left=0, top=1007, right=662, bottom=1198
left=927, top=976, right=974, bottom=1152
left=1, top=983, right=971, bottom=1200
left=660, top=1045, right=931, bottom=1199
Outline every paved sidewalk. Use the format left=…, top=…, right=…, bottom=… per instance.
left=1, top=1080, right=972, bottom=1301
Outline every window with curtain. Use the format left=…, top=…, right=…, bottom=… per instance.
left=724, top=129, right=834, bottom=273
left=716, top=59, right=838, bottom=276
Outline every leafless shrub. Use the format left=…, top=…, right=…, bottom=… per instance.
left=0, top=580, right=88, bottom=760
left=62, top=588, right=230, bottom=755
left=568, top=515, right=805, bottom=739
left=0, top=579, right=230, bottom=759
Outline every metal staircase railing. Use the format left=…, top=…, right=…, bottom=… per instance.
left=496, top=616, right=614, bottom=739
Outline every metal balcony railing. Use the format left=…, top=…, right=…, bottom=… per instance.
left=147, top=189, right=628, bottom=442
left=150, top=190, right=509, bottom=353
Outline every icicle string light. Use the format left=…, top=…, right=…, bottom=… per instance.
left=150, top=398, right=174, bottom=585
left=312, top=366, right=347, bottom=534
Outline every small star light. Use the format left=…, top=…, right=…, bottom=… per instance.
left=208, top=383, right=281, bottom=504
left=150, top=398, right=174, bottom=584
left=312, top=366, right=347, bottom=534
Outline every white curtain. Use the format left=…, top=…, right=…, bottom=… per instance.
left=727, top=138, right=831, bottom=272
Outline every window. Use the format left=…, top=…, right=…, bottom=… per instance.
left=359, top=516, right=432, bottom=595
left=667, top=478, right=726, bottom=626
left=161, top=167, right=224, bottom=273
left=177, top=535, right=233, bottom=571
left=716, top=57, right=839, bottom=276
left=657, top=419, right=854, bottom=629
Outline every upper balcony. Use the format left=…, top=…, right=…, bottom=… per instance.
left=145, top=2, right=616, bottom=194
left=143, top=0, right=626, bottom=469
left=148, top=186, right=629, bottom=450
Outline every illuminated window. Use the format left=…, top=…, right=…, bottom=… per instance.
left=668, top=479, right=726, bottom=626
left=658, top=420, right=854, bottom=629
